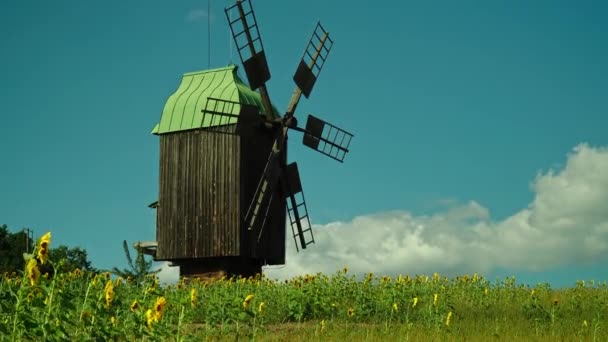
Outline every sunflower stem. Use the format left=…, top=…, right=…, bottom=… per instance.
left=176, top=304, right=185, bottom=342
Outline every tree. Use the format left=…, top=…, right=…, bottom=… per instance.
left=0, top=224, right=33, bottom=274
left=49, top=245, right=96, bottom=273
left=111, top=240, right=159, bottom=284
left=0, top=224, right=96, bottom=275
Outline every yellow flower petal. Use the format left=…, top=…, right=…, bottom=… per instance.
left=243, top=294, right=254, bottom=308
left=26, top=259, right=40, bottom=286
left=104, top=280, right=114, bottom=308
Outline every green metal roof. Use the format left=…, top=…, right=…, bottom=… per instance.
left=152, top=64, right=279, bottom=135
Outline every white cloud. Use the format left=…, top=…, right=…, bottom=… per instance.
left=185, top=9, right=208, bottom=23
left=265, top=143, right=608, bottom=280
left=156, top=261, right=179, bottom=285
left=153, top=143, right=608, bottom=283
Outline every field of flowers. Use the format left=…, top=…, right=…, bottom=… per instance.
left=1, top=232, right=607, bottom=341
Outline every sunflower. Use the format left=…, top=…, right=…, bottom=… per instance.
left=37, top=232, right=51, bottom=265
left=190, top=288, right=197, bottom=308
left=412, top=297, right=418, bottom=308
left=242, top=294, right=254, bottom=309
left=154, top=297, right=167, bottom=322
left=446, top=311, right=453, bottom=326
left=130, top=299, right=139, bottom=312
left=146, top=309, right=154, bottom=328
left=347, top=307, right=355, bottom=318
left=72, top=268, right=82, bottom=278
left=258, top=302, right=265, bottom=314
left=104, top=280, right=114, bottom=309
left=26, top=258, right=40, bottom=286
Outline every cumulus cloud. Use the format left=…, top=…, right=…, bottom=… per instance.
left=154, top=143, right=608, bottom=283
left=185, top=9, right=208, bottom=23
left=265, top=143, right=608, bottom=280
left=156, top=261, right=179, bottom=285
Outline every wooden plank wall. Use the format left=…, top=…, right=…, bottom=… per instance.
left=157, top=127, right=240, bottom=260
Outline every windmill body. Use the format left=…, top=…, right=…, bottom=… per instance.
left=141, top=0, right=354, bottom=280
left=149, top=66, right=286, bottom=278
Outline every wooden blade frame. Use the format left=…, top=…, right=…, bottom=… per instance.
left=225, top=0, right=274, bottom=118
left=283, top=162, right=314, bottom=252
left=285, top=22, right=334, bottom=119
left=254, top=162, right=315, bottom=253
left=255, top=190, right=274, bottom=243
left=244, top=137, right=283, bottom=232
left=294, top=22, right=333, bottom=99
left=200, top=97, right=263, bottom=136
left=302, top=115, right=354, bottom=162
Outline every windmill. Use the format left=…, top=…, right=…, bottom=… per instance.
left=140, top=0, right=354, bottom=280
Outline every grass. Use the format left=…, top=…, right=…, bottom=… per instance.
left=186, top=321, right=602, bottom=341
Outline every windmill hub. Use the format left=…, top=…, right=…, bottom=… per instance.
left=146, top=0, right=354, bottom=281
left=283, top=116, right=298, bottom=129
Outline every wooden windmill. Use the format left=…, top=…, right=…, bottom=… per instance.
left=142, top=0, right=354, bottom=280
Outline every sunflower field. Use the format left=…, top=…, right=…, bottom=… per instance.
left=1, top=232, right=607, bottom=341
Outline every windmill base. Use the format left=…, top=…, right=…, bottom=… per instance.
left=176, top=257, right=262, bottom=282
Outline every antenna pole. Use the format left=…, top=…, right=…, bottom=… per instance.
left=228, top=0, right=232, bottom=63
left=23, top=228, right=33, bottom=253
left=208, top=0, right=211, bottom=68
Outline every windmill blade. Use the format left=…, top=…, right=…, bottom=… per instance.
left=301, top=115, right=354, bottom=162
left=244, top=136, right=284, bottom=232
left=256, top=190, right=275, bottom=243
left=285, top=22, right=334, bottom=117
left=200, top=97, right=263, bottom=136
left=283, top=162, right=314, bottom=252
left=225, top=0, right=274, bottom=117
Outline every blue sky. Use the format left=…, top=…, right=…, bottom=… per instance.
left=1, top=0, right=607, bottom=287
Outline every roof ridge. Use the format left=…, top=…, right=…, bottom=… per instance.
left=183, top=64, right=238, bottom=77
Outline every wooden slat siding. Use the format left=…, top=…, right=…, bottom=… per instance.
left=199, top=131, right=207, bottom=256
left=178, top=135, right=185, bottom=256
left=182, top=134, right=189, bottom=258
left=211, top=130, right=218, bottom=254
left=156, top=127, right=240, bottom=260
left=157, top=140, right=164, bottom=258
left=193, top=132, right=200, bottom=257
